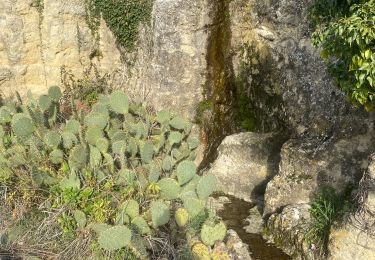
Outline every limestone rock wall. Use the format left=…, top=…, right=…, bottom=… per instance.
left=0, top=0, right=122, bottom=97
left=0, top=0, right=211, bottom=122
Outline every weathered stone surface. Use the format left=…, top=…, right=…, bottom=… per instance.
left=208, top=132, right=288, bottom=202
left=264, top=131, right=375, bottom=216
left=229, top=0, right=373, bottom=136
left=265, top=204, right=313, bottom=259
left=226, top=229, right=252, bottom=260
left=0, top=0, right=212, bottom=122
left=328, top=154, right=375, bottom=259
left=244, top=206, right=264, bottom=234
left=0, top=0, right=122, bottom=97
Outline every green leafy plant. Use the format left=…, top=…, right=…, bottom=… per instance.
left=88, top=0, right=153, bottom=51
left=311, top=0, right=375, bottom=109
left=306, top=187, right=352, bottom=255
left=0, top=86, right=222, bottom=258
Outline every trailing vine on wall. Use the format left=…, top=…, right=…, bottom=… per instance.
left=85, top=0, right=153, bottom=52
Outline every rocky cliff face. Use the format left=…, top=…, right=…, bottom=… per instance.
left=0, top=0, right=122, bottom=97
left=2, top=0, right=375, bottom=258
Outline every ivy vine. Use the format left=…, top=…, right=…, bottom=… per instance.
left=85, top=0, right=153, bottom=52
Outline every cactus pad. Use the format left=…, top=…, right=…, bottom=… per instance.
left=197, top=174, right=217, bottom=200
left=98, top=225, right=132, bottom=251
left=176, top=160, right=196, bottom=185
left=175, top=208, right=189, bottom=227
left=151, top=200, right=170, bottom=227
left=200, top=221, right=227, bottom=246
left=132, top=216, right=151, bottom=235
left=158, top=178, right=181, bottom=200
left=109, top=90, right=129, bottom=114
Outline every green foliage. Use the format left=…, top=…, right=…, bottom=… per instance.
left=306, top=187, right=352, bottom=255
left=311, top=0, right=375, bottom=109
left=0, top=86, right=220, bottom=257
left=91, top=0, right=153, bottom=51
left=200, top=221, right=227, bottom=247
left=98, top=225, right=132, bottom=251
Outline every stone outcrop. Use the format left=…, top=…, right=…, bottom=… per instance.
left=0, top=0, right=122, bottom=97
left=265, top=204, right=312, bottom=259
left=328, top=154, right=375, bottom=259
left=208, top=132, right=288, bottom=203
left=264, top=131, right=375, bottom=216
left=0, top=0, right=212, bottom=121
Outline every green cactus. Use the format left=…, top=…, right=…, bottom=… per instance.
left=127, top=137, right=138, bottom=157
left=89, top=223, right=110, bottom=234
left=84, top=113, right=108, bottom=130
left=162, top=156, right=174, bottom=172
left=140, top=141, right=154, bottom=163
left=92, top=102, right=109, bottom=116
left=156, top=109, right=170, bottom=124
left=121, top=199, right=139, bottom=219
left=187, top=136, right=199, bottom=150
left=0, top=106, right=12, bottom=124
left=132, top=216, right=151, bottom=235
left=49, top=149, right=64, bottom=164
left=151, top=200, right=170, bottom=227
left=95, top=137, right=109, bottom=153
left=86, top=128, right=103, bottom=145
left=109, top=90, right=129, bottom=114
left=103, top=152, right=114, bottom=173
left=89, top=145, right=102, bottom=168
left=98, top=225, right=132, bottom=251
left=175, top=208, right=189, bottom=227
left=11, top=113, right=35, bottom=139
left=184, top=198, right=204, bottom=218
left=158, top=178, right=181, bottom=200
left=68, top=145, right=87, bottom=169
left=117, top=168, right=135, bottom=185
left=112, top=140, right=126, bottom=155
left=115, top=210, right=130, bottom=225
left=44, top=131, right=61, bottom=148
left=65, top=119, right=81, bottom=134
left=169, top=131, right=183, bottom=146
left=38, top=95, right=52, bottom=112
left=200, top=221, right=227, bottom=246
left=111, top=130, right=127, bottom=141
left=62, top=132, right=78, bottom=149
left=73, top=210, right=87, bottom=228
left=197, top=174, right=217, bottom=200
left=59, top=172, right=80, bottom=190
left=169, top=116, right=186, bottom=130
left=48, top=86, right=62, bottom=102
left=148, top=163, right=161, bottom=183
left=180, top=190, right=198, bottom=202
left=176, top=160, right=196, bottom=185
left=135, top=121, right=149, bottom=139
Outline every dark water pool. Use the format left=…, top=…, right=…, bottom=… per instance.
left=217, top=196, right=291, bottom=260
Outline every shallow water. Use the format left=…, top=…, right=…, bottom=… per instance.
left=217, top=196, right=291, bottom=260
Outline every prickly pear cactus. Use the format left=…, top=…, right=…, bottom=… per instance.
left=200, top=222, right=227, bottom=247
left=0, top=86, right=223, bottom=257
left=98, top=225, right=132, bottom=251
left=175, top=208, right=189, bottom=227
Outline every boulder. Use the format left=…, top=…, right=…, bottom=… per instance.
left=264, top=132, right=375, bottom=216
left=328, top=154, right=375, bottom=259
left=208, top=132, right=288, bottom=202
left=265, top=204, right=313, bottom=259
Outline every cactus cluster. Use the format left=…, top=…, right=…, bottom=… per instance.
left=0, top=86, right=223, bottom=257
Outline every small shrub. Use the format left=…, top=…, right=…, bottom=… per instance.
left=311, top=0, right=375, bottom=109
left=0, top=86, right=224, bottom=258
